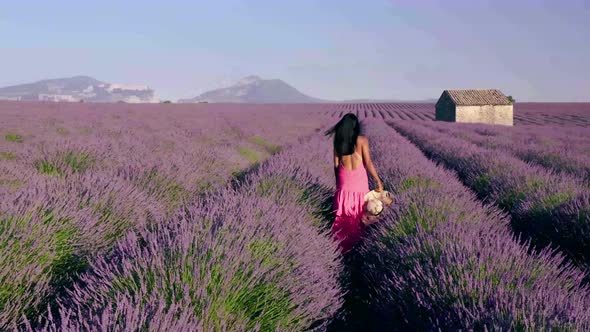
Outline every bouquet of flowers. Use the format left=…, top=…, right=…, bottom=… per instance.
left=361, top=190, right=394, bottom=225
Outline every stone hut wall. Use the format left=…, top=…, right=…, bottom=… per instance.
left=435, top=94, right=456, bottom=122
left=455, top=105, right=513, bottom=126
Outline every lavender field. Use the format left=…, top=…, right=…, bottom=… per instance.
left=1, top=101, right=590, bottom=331
left=317, top=102, right=590, bottom=127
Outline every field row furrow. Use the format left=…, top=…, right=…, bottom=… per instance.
left=314, top=102, right=590, bottom=126
left=1, top=123, right=344, bottom=331
left=391, top=121, right=590, bottom=269
left=328, top=108, right=435, bottom=121
left=426, top=122, right=590, bottom=183
left=347, top=119, right=590, bottom=330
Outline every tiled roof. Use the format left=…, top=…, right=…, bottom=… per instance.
left=442, top=89, right=512, bottom=106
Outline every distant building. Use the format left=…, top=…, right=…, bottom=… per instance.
left=0, top=96, right=22, bottom=101
left=38, top=94, right=80, bottom=102
left=435, top=89, right=513, bottom=126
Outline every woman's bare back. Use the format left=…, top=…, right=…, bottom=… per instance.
left=336, top=136, right=367, bottom=171
left=334, top=135, right=383, bottom=191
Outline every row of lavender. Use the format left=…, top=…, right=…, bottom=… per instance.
left=3, top=100, right=589, bottom=329
left=324, top=102, right=590, bottom=125
left=36, top=132, right=343, bottom=331
left=1, top=134, right=343, bottom=330
left=515, top=103, right=590, bottom=127
left=355, top=119, right=590, bottom=330
left=420, top=121, right=590, bottom=183
left=0, top=102, right=324, bottom=210
left=391, top=121, right=590, bottom=269
left=0, top=104, right=344, bottom=330
left=321, top=102, right=590, bottom=127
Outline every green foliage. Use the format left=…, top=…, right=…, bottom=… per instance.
left=222, top=276, right=294, bottom=331
left=387, top=203, right=448, bottom=241
left=507, top=95, right=515, bottom=104
left=78, top=127, right=92, bottom=135
left=499, top=189, right=527, bottom=211
left=255, top=175, right=334, bottom=230
left=56, top=127, right=70, bottom=136
left=196, top=238, right=295, bottom=330
left=5, top=132, right=23, bottom=143
left=40, top=212, right=87, bottom=292
left=34, top=151, right=94, bottom=176
left=472, top=174, right=492, bottom=195
left=473, top=174, right=548, bottom=211
left=248, top=239, right=282, bottom=268
left=400, top=240, right=443, bottom=276
left=248, top=136, right=282, bottom=154
left=528, top=191, right=574, bottom=219
left=540, top=191, right=572, bottom=209
left=0, top=151, right=16, bottom=160
left=501, top=179, right=546, bottom=210
left=47, top=227, right=88, bottom=290
left=0, top=282, right=28, bottom=315
left=238, top=147, right=260, bottom=164
left=398, top=176, right=440, bottom=193
left=298, top=184, right=335, bottom=230
left=0, top=211, right=86, bottom=323
left=195, top=179, right=213, bottom=193
left=142, top=170, right=189, bottom=210
left=105, top=239, right=296, bottom=331
left=63, top=151, right=93, bottom=173
left=93, top=200, right=134, bottom=249
left=35, top=160, right=62, bottom=176
left=256, top=176, right=297, bottom=197
left=231, top=168, right=248, bottom=180
left=0, top=178, right=22, bottom=192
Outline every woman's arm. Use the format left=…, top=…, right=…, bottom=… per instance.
left=333, top=148, right=339, bottom=181
left=361, top=137, right=384, bottom=192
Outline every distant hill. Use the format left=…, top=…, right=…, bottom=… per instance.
left=179, top=75, right=438, bottom=104
left=0, top=74, right=438, bottom=104
left=178, top=75, right=324, bottom=103
left=0, top=76, right=158, bottom=103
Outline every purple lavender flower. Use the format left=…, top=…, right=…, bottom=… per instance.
left=392, top=120, right=590, bottom=267
left=355, top=120, right=590, bottom=330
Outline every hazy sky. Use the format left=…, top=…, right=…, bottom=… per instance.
left=1, top=0, right=588, bottom=101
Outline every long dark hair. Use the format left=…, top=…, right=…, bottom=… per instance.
left=324, top=113, right=361, bottom=156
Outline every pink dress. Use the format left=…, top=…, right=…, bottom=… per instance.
left=331, top=151, right=370, bottom=253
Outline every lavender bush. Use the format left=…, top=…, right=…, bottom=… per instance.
left=421, top=121, right=590, bottom=183
left=0, top=104, right=327, bottom=328
left=514, top=103, right=590, bottom=127
left=356, top=119, right=590, bottom=330
left=30, top=299, right=202, bottom=332
left=2, top=99, right=588, bottom=330
left=0, top=171, right=163, bottom=329
left=0, top=102, right=326, bottom=210
left=0, top=109, right=342, bottom=330
left=34, top=133, right=343, bottom=331
left=237, top=133, right=337, bottom=231
left=392, top=121, right=590, bottom=267
left=0, top=206, right=85, bottom=329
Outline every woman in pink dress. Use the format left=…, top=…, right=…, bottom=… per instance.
left=325, top=113, right=383, bottom=254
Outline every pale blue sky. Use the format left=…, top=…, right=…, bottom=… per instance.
left=0, top=0, right=588, bottom=101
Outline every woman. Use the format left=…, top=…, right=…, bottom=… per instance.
left=325, top=113, right=383, bottom=253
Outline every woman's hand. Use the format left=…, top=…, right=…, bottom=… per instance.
left=375, top=179, right=384, bottom=192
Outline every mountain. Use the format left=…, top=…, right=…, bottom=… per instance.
left=0, top=76, right=158, bottom=103
left=178, top=75, right=323, bottom=103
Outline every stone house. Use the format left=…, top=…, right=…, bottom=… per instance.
left=435, top=89, right=513, bottom=126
